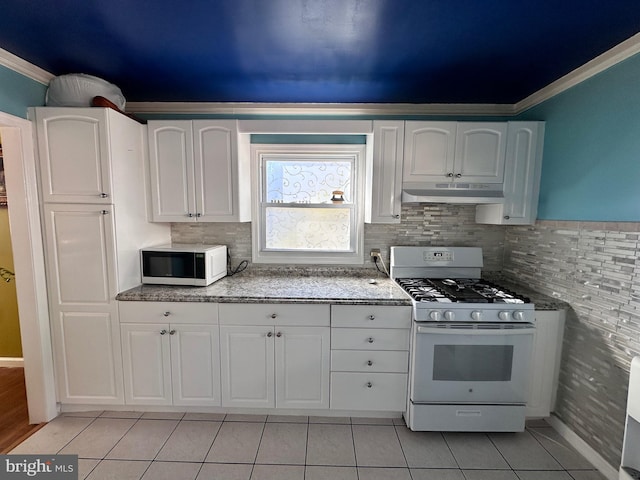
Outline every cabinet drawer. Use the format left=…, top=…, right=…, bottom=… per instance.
left=330, top=372, right=407, bottom=411
left=331, top=305, right=411, bottom=328
left=219, top=303, right=329, bottom=326
left=331, top=328, right=409, bottom=351
left=331, top=350, right=408, bottom=373
left=119, top=301, right=218, bottom=324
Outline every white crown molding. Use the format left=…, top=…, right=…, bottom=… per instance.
left=515, top=32, right=640, bottom=114
left=125, top=101, right=516, bottom=116
left=0, top=47, right=53, bottom=85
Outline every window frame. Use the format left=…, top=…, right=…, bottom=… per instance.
left=251, top=143, right=366, bottom=265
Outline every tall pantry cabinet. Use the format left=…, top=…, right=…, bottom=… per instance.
left=32, top=107, right=170, bottom=405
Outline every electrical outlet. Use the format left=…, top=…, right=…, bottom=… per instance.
left=370, top=248, right=381, bottom=259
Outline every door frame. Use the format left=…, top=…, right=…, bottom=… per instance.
left=1, top=110, right=58, bottom=422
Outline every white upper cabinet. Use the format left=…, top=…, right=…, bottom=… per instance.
left=403, top=121, right=507, bottom=184
left=35, top=108, right=113, bottom=203
left=147, top=120, right=251, bottom=222
left=367, top=120, right=404, bottom=223
left=475, top=122, right=544, bottom=225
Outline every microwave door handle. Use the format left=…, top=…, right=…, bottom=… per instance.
left=415, top=325, right=536, bottom=335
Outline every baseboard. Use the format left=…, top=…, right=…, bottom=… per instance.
left=0, top=357, right=24, bottom=368
left=547, top=414, right=619, bottom=480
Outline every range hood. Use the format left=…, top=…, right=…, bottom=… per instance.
left=402, top=182, right=505, bottom=204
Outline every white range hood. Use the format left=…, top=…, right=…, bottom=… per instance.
left=402, top=182, right=505, bottom=204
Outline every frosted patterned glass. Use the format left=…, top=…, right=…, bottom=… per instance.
left=265, top=207, right=351, bottom=250
left=265, top=160, right=352, bottom=203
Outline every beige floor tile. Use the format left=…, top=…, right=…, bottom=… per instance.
left=396, top=426, right=457, bottom=468
left=182, top=412, right=226, bottom=421
left=308, top=416, right=350, bottom=424
left=305, top=466, right=358, bottom=480
left=63, top=411, right=103, bottom=418
left=529, top=427, right=597, bottom=470
left=352, top=425, right=406, bottom=467
left=489, top=431, right=562, bottom=470
left=566, top=471, right=608, bottom=480
left=106, top=420, right=178, bottom=460
left=358, top=467, right=412, bottom=480
left=443, top=433, right=510, bottom=470
left=59, top=418, right=137, bottom=459
left=462, top=470, right=518, bottom=480
left=10, top=416, right=94, bottom=454
left=78, top=459, right=100, bottom=480
left=410, top=469, right=465, bottom=480
left=255, top=422, right=307, bottom=465
left=224, top=413, right=267, bottom=422
left=514, top=472, right=574, bottom=480
left=250, top=464, right=304, bottom=480
left=306, top=423, right=355, bottom=466
left=100, top=411, right=143, bottom=419
left=205, top=421, right=264, bottom=464
left=86, top=459, right=150, bottom=480
left=351, top=417, right=394, bottom=425
left=155, top=420, right=221, bottom=462
left=266, top=414, right=308, bottom=423
left=141, top=461, right=201, bottom=480
left=197, top=463, right=252, bottom=480
left=140, top=412, right=185, bottom=420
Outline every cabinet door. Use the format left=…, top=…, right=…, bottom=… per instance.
left=35, top=108, right=112, bottom=203
left=53, top=311, right=123, bottom=404
left=275, top=326, right=330, bottom=409
left=454, top=123, right=507, bottom=183
left=220, top=326, right=275, bottom=408
left=403, top=121, right=456, bottom=182
left=194, top=120, right=240, bottom=221
left=43, top=203, right=117, bottom=306
left=148, top=121, right=196, bottom=221
left=121, top=323, right=172, bottom=405
left=171, top=324, right=221, bottom=406
left=368, top=121, right=404, bottom=223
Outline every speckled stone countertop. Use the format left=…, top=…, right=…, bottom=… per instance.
left=117, top=269, right=412, bottom=306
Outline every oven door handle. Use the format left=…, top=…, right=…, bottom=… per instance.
left=416, top=325, right=536, bottom=335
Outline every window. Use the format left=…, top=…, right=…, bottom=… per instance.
left=251, top=144, right=365, bottom=264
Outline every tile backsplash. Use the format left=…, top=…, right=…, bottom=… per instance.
left=170, top=203, right=507, bottom=271
left=503, top=220, right=640, bottom=468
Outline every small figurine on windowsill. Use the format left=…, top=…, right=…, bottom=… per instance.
left=330, top=190, right=345, bottom=204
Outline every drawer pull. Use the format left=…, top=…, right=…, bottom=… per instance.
left=270, top=313, right=277, bottom=319
left=367, top=360, right=373, bottom=366
left=367, top=337, right=374, bottom=344
left=160, top=329, right=167, bottom=335
left=169, top=330, right=176, bottom=335
left=366, top=382, right=373, bottom=388
left=276, top=332, right=282, bottom=338
left=267, top=331, right=273, bottom=338
left=163, top=311, right=171, bottom=317
left=368, top=315, right=375, bottom=321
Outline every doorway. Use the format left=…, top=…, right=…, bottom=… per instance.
left=0, top=111, right=57, bottom=426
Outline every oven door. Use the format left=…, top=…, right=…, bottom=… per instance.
left=410, top=323, right=534, bottom=405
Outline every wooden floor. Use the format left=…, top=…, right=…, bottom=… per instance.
left=0, top=367, right=46, bottom=453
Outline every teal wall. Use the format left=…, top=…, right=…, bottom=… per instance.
left=518, top=52, right=640, bottom=221
left=0, top=65, right=47, bottom=118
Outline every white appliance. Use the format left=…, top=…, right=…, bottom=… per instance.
left=390, top=246, right=535, bottom=432
left=620, top=356, right=640, bottom=480
left=141, top=244, right=227, bottom=286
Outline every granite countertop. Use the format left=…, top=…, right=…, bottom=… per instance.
left=117, top=270, right=412, bottom=306
left=481, top=274, right=568, bottom=311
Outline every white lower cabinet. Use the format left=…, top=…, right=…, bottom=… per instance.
left=119, top=302, right=221, bottom=406
left=219, top=303, right=331, bottom=409
left=330, top=305, right=411, bottom=412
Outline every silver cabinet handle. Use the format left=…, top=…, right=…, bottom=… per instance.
left=160, top=329, right=167, bottom=335
left=276, top=332, right=282, bottom=338
left=393, top=214, right=400, bottom=219
left=367, top=360, right=373, bottom=366
left=368, top=315, right=375, bottom=321
left=100, top=210, right=109, bottom=215
left=169, top=329, right=176, bottom=335
left=504, top=215, right=510, bottom=220
left=267, top=331, right=273, bottom=338
left=196, top=213, right=202, bottom=217
left=366, top=382, right=373, bottom=388
left=163, top=311, right=171, bottom=317
left=99, top=193, right=108, bottom=198
left=270, top=313, right=277, bottom=319
left=187, top=213, right=194, bottom=218
left=446, top=172, right=454, bottom=178
left=455, top=173, right=462, bottom=178
left=367, top=337, right=374, bottom=344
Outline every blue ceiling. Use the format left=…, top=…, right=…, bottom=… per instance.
left=0, top=0, right=638, bottom=104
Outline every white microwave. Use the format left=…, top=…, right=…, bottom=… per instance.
left=141, top=244, right=227, bottom=286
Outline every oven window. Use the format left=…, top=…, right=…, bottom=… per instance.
left=433, top=345, right=514, bottom=381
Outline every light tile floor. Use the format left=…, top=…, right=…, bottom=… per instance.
left=10, top=412, right=607, bottom=480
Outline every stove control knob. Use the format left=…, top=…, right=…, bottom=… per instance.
left=498, top=311, right=511, bottom=321
left=470, top=311, right=483, bottom=321
left=513, top=311, right=526, bottom=322
left=429, top=311, right=442, bottom=321
left=443, top=310, right=455, bottom=321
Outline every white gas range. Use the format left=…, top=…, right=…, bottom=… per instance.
left=391, top=246, right=536, bottom=432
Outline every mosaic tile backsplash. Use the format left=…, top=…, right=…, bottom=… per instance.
left=503, top=220, right=640, bottom=468
left=172, top=205, right=639, bottom=469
